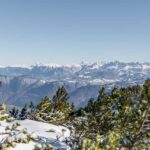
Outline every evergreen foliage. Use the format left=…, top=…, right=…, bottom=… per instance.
left=19, top=104, right=28, bottom=120
left=29, top=101, right=35, bottom=114
left=9, top=107, right=19, bottom=118
left=34, top=86, right=73, bottom=124
left=36, top=96, right=53, bottom=113
left=73, top=80, right=150, bottom=149
left=53, top=86, right=70, bottom=113
left=4, top=81, right=150, bottom=149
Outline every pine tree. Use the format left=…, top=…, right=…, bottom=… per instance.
left=0, top=103, right=7, bottom=114
left=85, top=98, right=94, bottom=113
left=19, top=104, right=28, bottom=120
left=71, top=103, right=76, bottom=112
left=102, top=80, right=150, bottom=149
left=9, top=107, right=19, bottom=118
left=53, top=86, right=70, bottom=113
left=97, top=87, right=105, bottom=102
left=36, top=96, right=53, bottom=113
left=29, top=101, right=35, bottom=113
left=69, top=102, right=76, bottom=117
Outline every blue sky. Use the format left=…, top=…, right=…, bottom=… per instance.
left=0, top=0, right=150, bottom=65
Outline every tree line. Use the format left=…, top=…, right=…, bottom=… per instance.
left=9, top=80, right=150, bottom=149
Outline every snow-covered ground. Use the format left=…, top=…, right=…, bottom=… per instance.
left=0, top=119, right=70, bottom=150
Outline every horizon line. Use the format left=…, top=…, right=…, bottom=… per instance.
left=1, top=60, right=150, bottom=68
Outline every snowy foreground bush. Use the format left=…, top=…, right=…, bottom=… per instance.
left=0, top=118, right=71, bottom=150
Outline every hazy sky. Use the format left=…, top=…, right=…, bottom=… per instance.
left=0, top=0, right=150, bottom=65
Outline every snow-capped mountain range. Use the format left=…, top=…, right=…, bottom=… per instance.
left=0, top=61, right=150, bottom=107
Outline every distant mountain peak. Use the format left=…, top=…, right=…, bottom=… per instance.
left=0, top=61, right=150, bottom=107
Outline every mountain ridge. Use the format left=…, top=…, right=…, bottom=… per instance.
left=0, top=61, right=150, bottom=107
